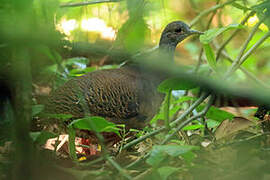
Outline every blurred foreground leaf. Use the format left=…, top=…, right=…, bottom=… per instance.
left=32, top=104, right=44, bottom=117
left=30, top=131, right=56, bottom=145
left=157, top=166, right=180, bottom=180
left=158, top=78, right=197, bottom=93
left=146, top=145, right=199, bottom=167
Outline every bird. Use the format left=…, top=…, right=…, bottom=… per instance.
left=45, top=21, right=202, bottom=137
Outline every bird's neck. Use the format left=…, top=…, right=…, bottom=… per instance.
left=158, top=42, right=178, bottom=61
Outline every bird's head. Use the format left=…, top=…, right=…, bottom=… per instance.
left=159, top=21, right=203, bottom=48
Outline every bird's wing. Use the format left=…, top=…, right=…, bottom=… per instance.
left=81, top=68, right=141, bottom=120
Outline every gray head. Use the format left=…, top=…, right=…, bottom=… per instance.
left=159, top=21, right=203, bottom=48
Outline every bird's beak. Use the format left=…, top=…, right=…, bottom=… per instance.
left=189, top=29, right=204, bottom=35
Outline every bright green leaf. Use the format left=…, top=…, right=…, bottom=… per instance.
left=207, top=119, right=221, bottom=128
left=200, top=24, right=244, bottom=44
left=203, top=44, right=217, bottom=71
left=182, top=124, right=204, bottom=131
left=198, top=105, right=234, bottom=122
left=69, top=67, right=97, bottom=77
left=68, top=116, right=120, bottom=136
left=173, top=96, right=195, bottom=104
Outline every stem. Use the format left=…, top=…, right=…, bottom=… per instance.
left=161, top=95, right=214, bottom=144
left=239, top=31, right=270, bottom=65
left=216, top=11, right=255, bottom=61
left=214, top=43, right=270, bottom=88
left=225, top=16, right=266, bottom=77
left=164, top=90, right=172, bottom=129
left=123, top=92, right=209, bottom=150
left=126, top=94, right=213, bottom=169
left=107, top=156, right=132, bottom=180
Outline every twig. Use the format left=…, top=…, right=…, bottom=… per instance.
left=164, top=89, right=172, bottom=129
left=125, top=94, right=213, bottom=169
left=239, top=31, right=270, bottom=65
left=107, top=156, right=132, bottom=180
left=225, top=16, right=267, bottom=77
left=60, top=0, right=123, bottom=8
left=190, top=0, right=238, bottom=27
left=216, top=11, right=255, bottom=61
left=214, top=43, right=270, bottom=88
left=122, top=92, right=209, bottom=150
left=161, top=95, right=215, bottom=144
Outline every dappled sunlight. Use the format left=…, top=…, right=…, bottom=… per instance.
left=247, top=14, right=269, bottom=32
left=57, top=17, right=116, bottom=41
left=57, top=18, right=78, bottom=36
left=81, top=17, right=116, bottom=40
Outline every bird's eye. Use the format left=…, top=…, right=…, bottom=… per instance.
left=175, top=28, right=182, bottom=33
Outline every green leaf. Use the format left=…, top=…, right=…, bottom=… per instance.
left=146, top=145, right=199, bottom=167
left=69, top=67, right=97, bottom=77
left=151, top=104, right=181, bottom=124
left=182, top=124, right=204, bottom=131
left=181, top=151, right=196, bottom=163
left=207, top=119, right=221, bottom=128
left=173, top=96, right=195, bottom=104
left=200, top=24, right=244, bottom=44
left=198, top=105, right=234, bottom=122
left=32, top=104, right=44, bottom=117
left=157, top=166, right=180, bottom=180
left=203, top=44, right=217, bottom=71
left=118, top=17, right=150, bottom=53
left=158, top=78, right=197, bottom=93
left=68, top=116, right=120, bottom=136
left=30, top=131, right=56, bottom=145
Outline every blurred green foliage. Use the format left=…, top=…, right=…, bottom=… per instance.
left=1, top=0, right=270, bottom=179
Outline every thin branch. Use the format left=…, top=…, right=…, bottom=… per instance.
left=161, top=95, right=215, bottom=144
left=60, top=0, right=123, bottom=8
left=122, top=92, right=209, bottom=150
left=216, top=11, right=255, bottom=61
left=223, top=50, right=270, bottom=88
left=107, top=156, right=132, bottom=180
left=78, top=156, right=105, bottom=167
left=125, top=93, right=213, bottom=169
left=212, top=41, right=270, bottom=88
left=164, top=90, right=172, bottom=129
left=239, top=31, right=270, bottom=65
left=225, top=16, right=267, bottom=77
left=190, top=0, right=238, bottom=27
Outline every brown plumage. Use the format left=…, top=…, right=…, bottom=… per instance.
left=45, top=21, right=202, bottom=130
